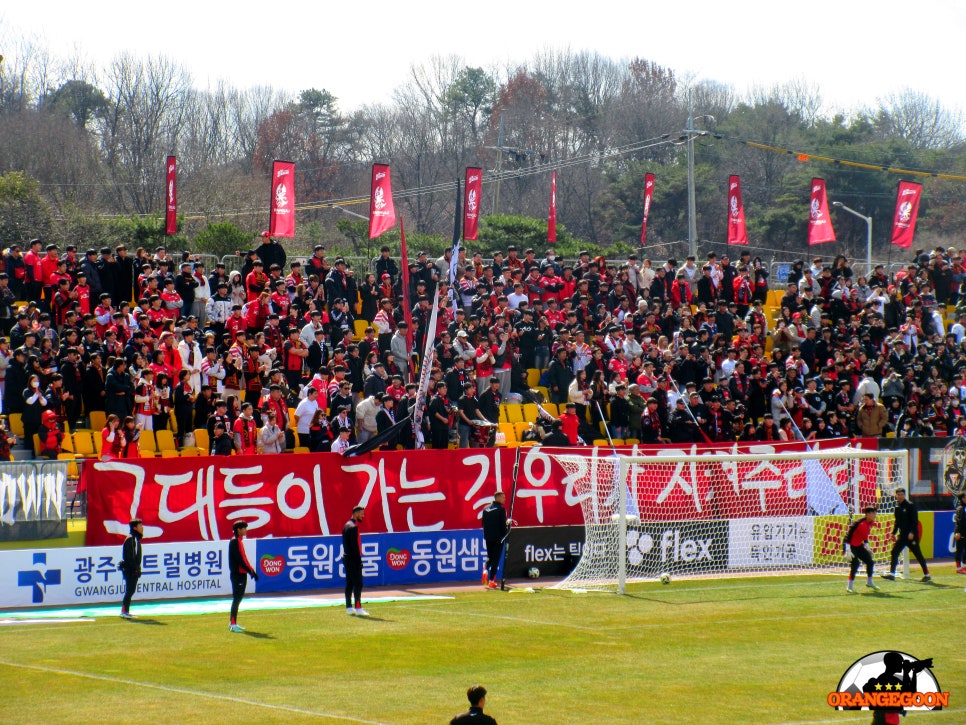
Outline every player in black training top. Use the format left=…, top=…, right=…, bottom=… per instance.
left=227, top=521, right=258, bottom=633
left=343, top=506, right=368, bottom=616
left=118, top=518, right=143, bottom=619
left=481, top=492, right=515, bottom=589
left=880, top=488, right=930, bottom=582
left=450, top=684, right=498, bottom=725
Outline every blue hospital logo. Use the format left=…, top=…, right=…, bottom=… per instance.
left=17, top=553, right=62, bottom=603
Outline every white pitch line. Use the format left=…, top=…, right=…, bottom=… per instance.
left=0, top=660, right=390, bottom=725
left=400, top=604, right=601, bottom=632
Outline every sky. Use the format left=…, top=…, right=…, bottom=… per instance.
left=2, top=0, right=966, bottom=118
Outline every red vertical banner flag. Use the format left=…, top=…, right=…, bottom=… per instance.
left=891, top=180, right=923, bottom=249
left=368, top=163, right=396, bottom=238
left=640, top=172, right=655, bottom=245
left=463, top=167, right=482, bottom=241
left=268, top=160, right=296, bottom=238
left=807, top=178, right=836, bottom=245
left=165, top=156, right=177, bottom=235
left=547, top=171, right=558, bottom=243
left=727, top=175, right=748, bottom=245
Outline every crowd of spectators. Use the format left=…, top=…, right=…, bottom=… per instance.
left=0, top=231, right=963, bottom=456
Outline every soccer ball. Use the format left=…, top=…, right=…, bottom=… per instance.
left=659, top=572, right=671, bottom=585
left=528, top=567, right=540, bottom=579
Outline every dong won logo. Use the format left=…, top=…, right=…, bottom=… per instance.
left=386, top=548, right=411, bottom=570
left=828, top=651, right=947, bottom=714
left=260, top=554, right=285, bottom=577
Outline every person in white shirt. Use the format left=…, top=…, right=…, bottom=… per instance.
left=258, top=410, right=286, bottom=453
left=201, top=348, right=226, bottom=394
left=853, top=370, right=881, bottom=406
left=354, top=394, right=382, bottom=444
left=506, top=282, right=529, bottom=311
left=294, top=386, right=320, bottom=447
left=951, top=313, right=966, bottom=344
left=177, top=330, right=203, bottom=394
left=191, top=262, right=211, bottom=325
left=677, top=256, right=699, bottom=292
left=330, top=426, right=353, bottom=454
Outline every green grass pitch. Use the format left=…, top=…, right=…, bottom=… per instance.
left=1, top=568, right=964, bottom=724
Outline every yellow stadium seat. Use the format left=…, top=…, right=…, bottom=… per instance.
left=542, top=403, right=559, bottom=417
left=193, top=428, right=210, bottom=454
left=155, top=429, right=177, bottom=453
left=354, top=319, right=369, bottom=338
left=499, top=405, right=510, bottom=424
left=522, top=403, right=539, bottom=422
left=293, top=447, right=311, bottom=454
left=139, top=430, right=158, bottom=456
left=505, top=404, right=524, bottom=424
left=526, top=368, right=541, bottom=387
left=497, top=423, right=516, bottom=446
left=534, top=386, right=550, bottom=401
left=179, top=447, right=202, bottom=457
left=88, top=410, right=107, bottom=432
left=160, top=449, right=178, bottom=458
left=513, top=422, right=531, bottom=442
left=72, top=430, right=96, bottom=457
left=592, top=439, right=609, bottom=447
left=624, top=438, right=640, bottom=445
left=7, top=413, right=23, bottom=438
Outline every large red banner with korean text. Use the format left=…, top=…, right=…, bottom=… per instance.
left=83, top=441, right=875, bottom=546
left=269, top=160, right=296, bottom=237
left=464, top=167, right=482, bottom=240
left=641, top=172, right=655, bottom=245
left=727, top=175, right=748, bottom=245
left=165, top=156, right=177, bottom=235
left=891, top=180, right=923, bottom=249
left=807, top=177, right=835, bottom=245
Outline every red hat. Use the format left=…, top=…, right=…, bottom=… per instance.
left=381, top=273, right=391, bottom=280
left=792, top=312, right=801, bottom=319
left=260, top=231, right=271, bottom=238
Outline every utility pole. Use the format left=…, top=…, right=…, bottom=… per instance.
left=686, top=90, right=697, bottom=260
left=493, top=112, right=505, bottom=214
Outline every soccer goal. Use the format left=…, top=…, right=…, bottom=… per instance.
left=546, top=446, right=908, bottom=593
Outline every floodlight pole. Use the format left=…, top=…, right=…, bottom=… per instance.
left=683, top=91, right=714, bottom=260
left=832, top=201, right=872, bottom=277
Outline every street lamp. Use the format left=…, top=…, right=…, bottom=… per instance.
left=831, top=201, right=872, bottom=277
left=683, top=90, right=714, bottom=259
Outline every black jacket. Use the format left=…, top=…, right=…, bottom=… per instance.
left=892, top=499, right=920, bottom=539
left=228, top=536, right=256, bottom=578
left=481, top=500, right=509, bottom=542
left=120, top=533, right=143, bottom=577
left=342, top=519, right=362, bottom=569
left=450, top=708, right=497, bottom=725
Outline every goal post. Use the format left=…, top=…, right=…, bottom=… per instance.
left=547, top=446, right=909, bottom=593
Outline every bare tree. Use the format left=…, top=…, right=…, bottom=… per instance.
left=873, top=89, right=965, bottom=150
left=97, top=53, right=192, bottom=214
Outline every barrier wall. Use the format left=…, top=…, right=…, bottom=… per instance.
left=84, top=440, right=868, bottom=547
left=1, top=512, right=952, bottom=609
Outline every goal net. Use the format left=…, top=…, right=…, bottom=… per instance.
left=546, top=446, right=908, bottom=593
